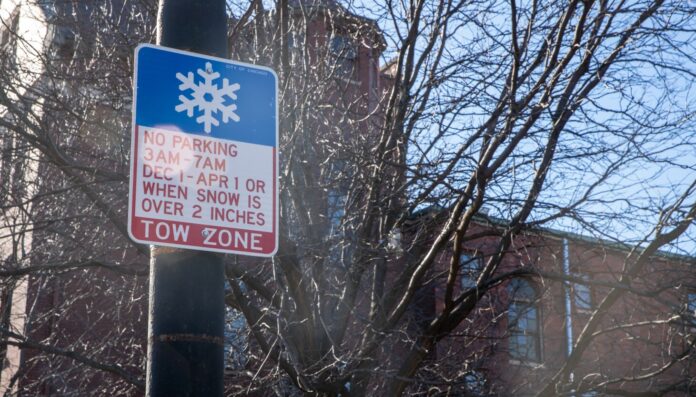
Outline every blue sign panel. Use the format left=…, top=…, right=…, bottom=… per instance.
left=134, top=44, right=277, bottom=146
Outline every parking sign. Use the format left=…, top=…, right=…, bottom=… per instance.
left=128, top=44, right=278, bottom=256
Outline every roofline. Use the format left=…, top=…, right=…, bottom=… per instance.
left=531, top=220, right=696, bottom=264
left=408, top=206, right=696, bottom=263
left=287, top=2, right=387, bottom=50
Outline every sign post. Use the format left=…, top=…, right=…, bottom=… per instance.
left=132, top=1, right=277, bottom=396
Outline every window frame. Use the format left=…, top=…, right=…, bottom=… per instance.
left=287, top=30, right=305, bottom=65
left=223, top=281, right=249, bottom=370
left=328, top=35, right=358, bottom=80
left=327, top=188, right=347, bottom=233
left=459, top=252, right=483, bottom=290
left=572, top=274, right=593, bottom=312
left=0, top=7, right=20, bottom=54
left=507, top=278, right=542, bottom=363
left=462, top=370, right=487, bottom=394
left=686, top=292, right=696, bottom=321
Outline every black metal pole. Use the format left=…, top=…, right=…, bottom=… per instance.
left=146, top=1, right=228, bottom=396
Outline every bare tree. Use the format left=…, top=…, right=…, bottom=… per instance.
left=0, top=0, right=695, bottom=396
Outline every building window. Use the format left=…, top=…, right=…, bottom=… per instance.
left=0, top=131, right=27, bottom=202
left=573, top=275, right=592, bottom=311
left=329, top=35, right=357, bottom=79
left=0, top=128, right=13, bottom=197
left=224, top=307, right=248, bottom=370
left=287, top=31, right=305, bottom=65
left=387, top=228, right=402, bottom=253
left=49, top=25, right=76, bottom=60
left=460, top=253, right=482, bottom=289
left=327, top=188, right=347, bottom=234
left=327, top=160, right=349, bottom=235
left=224, top=281, right=248, bottom=370
left=0, top=8, right=20, bottom=55
left=462, top=370, right=486, bottom=394
left=687, top=293, right=696, bottom=317
left=508, top=278, right=541, bottom=362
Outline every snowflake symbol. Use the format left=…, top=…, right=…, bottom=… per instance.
left=175, top=62, right=241, bottom=134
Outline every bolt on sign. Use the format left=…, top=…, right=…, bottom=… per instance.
left=128, top=44, right=278, bottom=256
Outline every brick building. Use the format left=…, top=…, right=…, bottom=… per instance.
left=414, top=215, right=696, bottom=395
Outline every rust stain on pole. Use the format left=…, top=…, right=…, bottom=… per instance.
left=156, top=333, right=225, bottom=346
